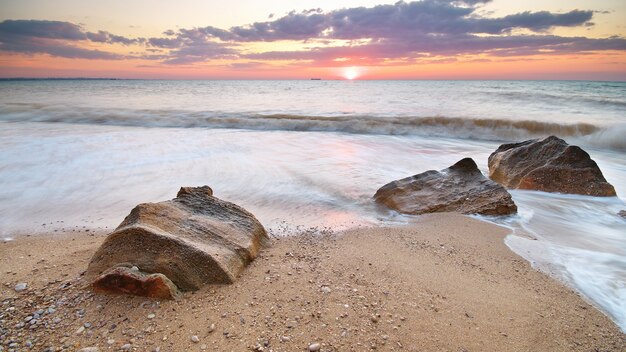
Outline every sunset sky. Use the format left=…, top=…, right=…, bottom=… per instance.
left=0, top=0, right=625, bottom=80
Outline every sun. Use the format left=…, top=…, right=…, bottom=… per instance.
left=343, top=66, right=360, bottom=80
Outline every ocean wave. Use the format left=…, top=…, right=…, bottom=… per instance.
left=1, top=104, right=624, bottom=151
left=491, top=90, right=626, bottom=109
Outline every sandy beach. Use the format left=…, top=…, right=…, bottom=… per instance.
left=2, top=0, right=626, bottom=350
left=1, top=213, right=624, bottom=352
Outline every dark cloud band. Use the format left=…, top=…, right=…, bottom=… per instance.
left=0, top=0, right=624, bottom=65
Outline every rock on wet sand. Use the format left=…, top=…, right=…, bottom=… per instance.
left=86, top=186, right=268, bottom=298
left=374, top=158, right=517, bottom=216
left=488, top=136, right=616, bottom=196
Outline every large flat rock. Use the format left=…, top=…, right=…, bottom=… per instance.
left=488, top=136, right=616, bottom=196
left=86, top=186, right=268, bottom=297
left=374, top=158, right=517, bottom=216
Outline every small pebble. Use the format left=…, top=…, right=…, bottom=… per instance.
left=14, top=283, right=27, bottom=292
left=147, top=313, right=156, bottom=319
left=308, top=342, right=321, bottom=351
left=121, top=344, right=132, bottom=351
left=191, top=335, right=200, bottom=343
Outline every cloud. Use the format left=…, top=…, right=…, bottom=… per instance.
left=1, top=38, right=123, bottom=60
left=147, top=28, right=239, bottom=64
left=86, top=30, right=145, bottom=45
left=0, top=20, right=86, bottom=40
left=217, top=0, right=620, bottom=65
left=0, top=19, right=141, bottom=59
left=161, top=41, right=238, bottom=65
left=245, top=33, right=626, bottom=65
left=0, top=1, right=624, bottom=66
left=200, top=1, right=593, bottom=42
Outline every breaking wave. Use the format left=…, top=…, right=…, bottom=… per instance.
left=1, top=103, right=624, bottom=151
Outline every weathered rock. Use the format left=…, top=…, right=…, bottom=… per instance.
left=92, top=267, right=180, bottom=300
left=374, top=158, right=517, bottom=216
left=87, top=186, right=268, bottom=297
left=488, top=136, right=616, bottom=196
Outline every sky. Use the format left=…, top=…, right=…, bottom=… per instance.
left=0, top=0, right=625, bottom=80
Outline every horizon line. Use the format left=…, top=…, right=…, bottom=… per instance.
left=1, top=77, right=625, bottom=83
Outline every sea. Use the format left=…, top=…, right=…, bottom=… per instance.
left=0, top=79, right=624, bottom=331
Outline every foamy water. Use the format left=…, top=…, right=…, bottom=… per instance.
left=0, top=79, right=624, bottom=331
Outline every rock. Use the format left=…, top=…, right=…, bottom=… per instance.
left=147, top=313, right=156, bottom=319
left=14, top=283, right=27, bottom=292
left=618, top=210, right=626, bottom=218
left=191, top=335, right=200, bottom=343
left=374, top=158, right=517, bottom=216
left=120, top=344, right=132, bottom=351
left=91, top=267, right=180, bottom=300
left=308, top=342, right=321, bottom=351
left=86, top=186, right=268, bottom=297
left=78, top=348, right=99, bottom=352
left=488, top=136, right=616, bottom=196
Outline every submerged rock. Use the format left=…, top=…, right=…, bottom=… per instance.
left=618, top=210, right=626, bottom=219
left=488, top=136, right=616, bottom=196
left=374, top=158, right=517, bottom=216
left=87, top=186, right=268, bottom=297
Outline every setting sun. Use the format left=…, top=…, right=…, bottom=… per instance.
left=343, top=66, right=361, bottom=80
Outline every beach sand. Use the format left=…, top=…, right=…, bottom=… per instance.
left=1, top=213, right=624, bottom=351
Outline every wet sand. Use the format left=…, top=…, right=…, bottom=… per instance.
left=1, top=213, right=624, bottom=351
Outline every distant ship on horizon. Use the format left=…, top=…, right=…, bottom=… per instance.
left=310, top=78, right=322, bottom=80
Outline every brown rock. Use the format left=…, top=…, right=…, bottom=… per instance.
left=92, top=266, right=180, bottom=300
left=86, top=186, right=268, bottom=296
left=374, top=158, right=517, bottom=216
left=488, top=136, right=616, bottom=196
